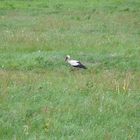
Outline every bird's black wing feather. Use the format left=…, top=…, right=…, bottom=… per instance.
left=73, top=61, right=87, bottom=69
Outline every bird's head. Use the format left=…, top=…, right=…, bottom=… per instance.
left=65, top=55, right=70, bottom=61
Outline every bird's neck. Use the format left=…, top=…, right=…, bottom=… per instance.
left=67, top=58, right=71, bottom=62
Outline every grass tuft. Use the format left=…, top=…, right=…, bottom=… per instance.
left=0, top=0, right=140, bottom=139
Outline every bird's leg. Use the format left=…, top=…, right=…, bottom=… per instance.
left=70, top=67, right=75, bottom=71
left=75, top=67, right=80, bottom=71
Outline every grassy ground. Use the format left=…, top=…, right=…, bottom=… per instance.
left=0, top=0, right=140, bottom=139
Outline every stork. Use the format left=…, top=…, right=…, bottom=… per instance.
left=65, top=55, right=87, bottom=69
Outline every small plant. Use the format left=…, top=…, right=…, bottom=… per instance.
left=54, top=3, right=63, bottom=10
left=23, top=125, right=29, bottom=135
left=114, top=73, right=132, bottom=94
left=123, top=73, right=132, bottom=93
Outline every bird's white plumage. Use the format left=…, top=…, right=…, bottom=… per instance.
left=67, top=60, right=79, bottom=66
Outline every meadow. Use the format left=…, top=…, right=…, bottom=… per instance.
left=0, top=0, right=140, bottom=139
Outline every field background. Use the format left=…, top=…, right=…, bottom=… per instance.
left=0, top=0, right=140, bottom=139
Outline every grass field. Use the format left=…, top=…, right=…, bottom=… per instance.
left=0, top=0, right=140, bottom=139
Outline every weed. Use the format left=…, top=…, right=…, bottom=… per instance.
left=0, top=0, right=139, bottom=139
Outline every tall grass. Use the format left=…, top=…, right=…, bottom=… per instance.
left=0, top=0, right=140, bottom=139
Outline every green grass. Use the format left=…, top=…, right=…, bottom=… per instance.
left=0, top=0, right=140, bottom=139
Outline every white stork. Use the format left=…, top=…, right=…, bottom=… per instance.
left=65, top=55, right=87, bottom=69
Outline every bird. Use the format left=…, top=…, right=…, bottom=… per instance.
left=65, top=55, right=87, bottom=69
